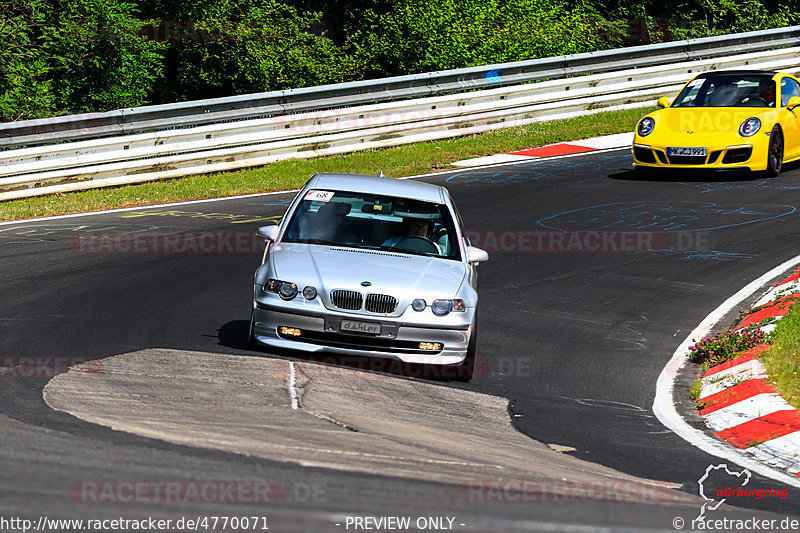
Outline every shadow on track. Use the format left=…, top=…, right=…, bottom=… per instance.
left=608, top=168, right=757, bottom=182
left=608, top=160, right=800, bottom=182
left=217, top=320, right=482, bottom=383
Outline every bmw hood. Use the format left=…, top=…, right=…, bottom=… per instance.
left=269, top=243, right=468, bottom=304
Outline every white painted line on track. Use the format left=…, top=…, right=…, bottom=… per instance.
left=754, top=278, right=800, bottom=307
left=701, top=358, right=765, bottom=383
left=408, top=146, right=628, bottom=179
left=288, top=361, right=299, bottom=410
left=699, top=360, right=768, bottom=398
left=750, top=432, right=800, bottom=472
left=699, top=373, right=769, bottom=400
left=760, top=323, right=779, bottom=335
left=572, top=132, right=634, bottom=150
left=653, top=253, right=800, bottom=488
left=703, top=395, right=789, bottom=432
left=451, top=153, right=533, bottom=167
left=450, top=132, right=632, bottom=167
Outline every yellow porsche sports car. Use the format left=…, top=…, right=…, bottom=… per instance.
left=632, top=70, right=800, bottom=177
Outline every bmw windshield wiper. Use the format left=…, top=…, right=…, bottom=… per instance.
left=328, top=243, right=429, bottom=256
left=293, top=238, right=342, bottom=246
left=378, top=245, right=431, bottom=257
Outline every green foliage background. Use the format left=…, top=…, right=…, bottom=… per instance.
left=1, top=0, right=797, bottom=121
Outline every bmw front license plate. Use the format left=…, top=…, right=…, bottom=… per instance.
left=667, top=147, right=706, bottom=157
left=341, top=320, right=381, bottom=335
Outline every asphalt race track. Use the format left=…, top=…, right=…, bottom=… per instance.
left=3, top=148, right=800, bottom=531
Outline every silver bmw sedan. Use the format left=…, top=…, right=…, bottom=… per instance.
left=248, top=173, right=488, bottom=380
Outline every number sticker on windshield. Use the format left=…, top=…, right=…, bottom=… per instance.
left=304, top=190, right=334, bottom=202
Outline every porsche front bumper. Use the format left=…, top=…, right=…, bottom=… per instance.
left=632, top=134, right=769, bottom=172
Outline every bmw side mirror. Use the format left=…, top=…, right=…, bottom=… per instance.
left=467, top=246, right=489, bottom=263
left=256, top=225, right=280, bottom=241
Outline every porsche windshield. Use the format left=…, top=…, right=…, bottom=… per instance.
left=283, top=190, right=461, bottom=260
left=671, top=74, right=776, bottom=108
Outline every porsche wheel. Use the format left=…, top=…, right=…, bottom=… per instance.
left=764, top=126, right=784, bottom=178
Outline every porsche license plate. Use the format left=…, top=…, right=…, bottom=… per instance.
left=341, top=320, right=381, bottom=335
left=667, top=147, right=706, bottom=157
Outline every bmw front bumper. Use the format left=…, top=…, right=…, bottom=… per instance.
left=252, top=303, right=473, bottom=365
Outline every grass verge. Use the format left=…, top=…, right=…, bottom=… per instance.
left=0, top=106, right=653, bottom=222
left=761, top=303, right=800, bottom=409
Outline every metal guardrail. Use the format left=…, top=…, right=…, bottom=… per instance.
left=0, top=27, right=799, bottom=200
left=2, top=26, right=798, bottom=149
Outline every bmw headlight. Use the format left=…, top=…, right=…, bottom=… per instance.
left=739, top=117, right=761, bottom=137
left=431, top=300, right=452, bottom=316
left=431, top=299, right=466, bottom=316
left=637, top=117, right=655, bottom=137
left=302, top=286, right=317, bottom=300
left=265, top=279, right=298, bottom=300
left=278, top=282, right=298, bottom=300
left=412, top=299, right=426, bottom=312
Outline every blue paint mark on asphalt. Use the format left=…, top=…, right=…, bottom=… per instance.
left=681, top=178, right=800, bottom=194
left=638, top=249, right=758, bottom=262
left=537, top=201, right=796, bottom=233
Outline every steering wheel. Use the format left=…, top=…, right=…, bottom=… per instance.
left=743, top=96, right=768, bottom=106
left=394, top=235, right=440, bottom=254
left=430, top=225, right=448, bottom=241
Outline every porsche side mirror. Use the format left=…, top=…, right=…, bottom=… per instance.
left=787, top=96, right=800, bottom=110
left=657, top=96, right=671, bottom=108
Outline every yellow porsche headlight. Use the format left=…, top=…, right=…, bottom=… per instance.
left=637, top=117, right=655, bottom=137
left=739, top=117, right=761, bottom=137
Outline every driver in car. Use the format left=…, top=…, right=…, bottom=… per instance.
left=743, top=79, right=775, bottom=106
left=382, top=217, right=442, bottom=254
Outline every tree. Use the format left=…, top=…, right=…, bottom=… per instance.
left=0, top=0, right=164, bottom=121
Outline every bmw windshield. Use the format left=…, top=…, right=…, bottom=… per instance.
left=283, top=189, right=462, bottom=261
left=671, top=73, right=776, bottom=108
